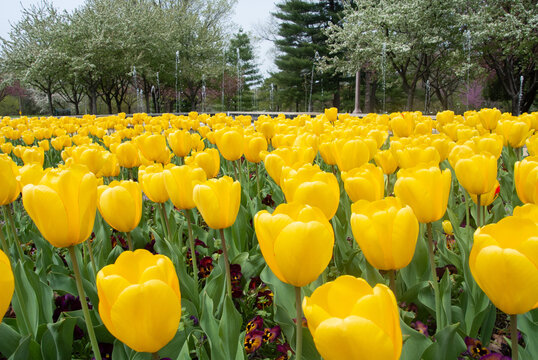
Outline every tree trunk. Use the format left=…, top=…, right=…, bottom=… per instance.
left=406, top=88, right=415, bottom=111
left=332, top=81, right=340, bottom=109
left=74, top=102, right=80, bottom=115
left=115, top=98, right=123, bottom=113
left=91, top=89, right=98, bottom=114
left=47, top=90, right=54, bottom=115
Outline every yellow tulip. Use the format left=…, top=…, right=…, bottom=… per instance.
left=331, top=138, right=370, bottom=172
left=319, top=141, right=337, bottom=166
left=478, top=108, right=501, bottom=131
left=193, top=176, right=240, bottom=229
left=17, top=164, right=47, bottom=187
left=22, top=165, right=97, bottom=248
left=1, top=142, right=13, bottom=154
left=96, top=249, right=181, bottom=353
left=394, top=146, right=440, bottom=169
left=526, top=134, right=538, bottom=156
left=374, top=150, right=398, bottom=175
left=341, top=163, right=384, bottom=202
left=22, top=131, right=35, bottom=146
left=216, top=129, right=244, bottom=161
left=436, top=110, right=454, bottom=125
left=470, top=180, right=500, bottom=206
left=164, top=165, right=206, bottom=210
left=114, top=141, right=141, bottom=168
left=97, top=181, right=142, bottom=233
left=69, top=145, right=107, bottom=176
left=442, top=220, right=454, bottom=235
left=513, top=203, right=538, bottom=224
left=390, top=114, right=414, bottom=137
left=38, top=139, right=50, bottom=152
left=496, top=120, right=532, bottom=148
left=0, top=154, right=20, bottom=205
left=280, top=164, right=340, bottom=219
left=135, top=133, right=171, bottom=164
left=262, top=147, right=316, bottom=185
left=254, top=203, right=334, bottom=287
left=0, top=249, right=14, bottom=322
left=470, top=216, right=538, bottom=314
left=454, top=152, right=497, bottom=196
left=21, top=147, right=44, bottom=166
left=351, top=197, right=418, bottom=270
left=514, top=156, right=538, bottom=204
left=394, top=165, right=451, bottom=223
left=101, top=152, right=120, bottom=178
left=243, top=135, right=268, bottom=163
left=324, top=107, right=338, bottom=122
left=185, top=148, right=220, bottom=179
left=303, top=275, right=402, bottom=360
left=168, top=130, right=192, bottom=158
left=138, top=164, right=169, bottom=203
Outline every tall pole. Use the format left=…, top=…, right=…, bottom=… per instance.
left=353, top=70, right=361, bottom=114
left=222, top=50, right=226, bottom=110
left=175, top=50, right=179, bottom=113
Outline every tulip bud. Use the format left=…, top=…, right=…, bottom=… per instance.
left=455, top=152, right=497, bottom=196
left=0, top=249, right=14, bottom=323
left=139, top=164, right=169, bottom=203
left=185, top=148, right=220, bottom=179
left=374, top=149, right=398, bottom=175
left=341, top=163, right=384, bottom=202
left=514, top=156, right=538, bottom=204
left=115, top=141, right=141, bottom=168
left=97, top=180, right=142, bottom=233
left=0, top=154, right=20, bottom=205
left=216, top=129, right=244, bottom=161
left=164, top=165, right=206, bottom=210
left=193, top=176, right=241, bottom=229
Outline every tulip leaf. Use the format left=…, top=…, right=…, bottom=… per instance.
left=400, top=320, right=432, bottom=360
left=39, top=318, right=77, bottom=360
left=0, top=321, right=22, bottom=357
left=422, top=323, right=465, bottom=360
left=10, top=335, right=42, bottom=360
left=439, top=271, right=452, bottom=326
left=519, top=310, right=538, bottom=359
left=12, top=260, right=40, bottom=337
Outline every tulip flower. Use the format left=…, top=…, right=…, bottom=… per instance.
left=1, top=142, right=13, bottom=154
left=324, top=107, right=338, bottom=122
left=17, top=164, right=47, bottom=187
left=394, top=146, right=440, bottom=169
left=0, top=154, right=20, bottom=205
left=478, top=108, right=501, bottom=131
left=185, top=148, right=220, bottom=179
left=255, top=202, right=335, bottom=360
left=114, top=141, right=141, bottom=168
left=496, top=119, right=532, bottom=149
left=350, top=197, right=419, bottom=271
left=442, top=220, right=454, bottom=235
left=262, top=147, right=316, bottom=185
left=513, top=203, right=538, bottom=224
left=21, top=147, right=44, bottom=166
left=138, top=164, right=169, bottom=204
left=0, top=249, right=14, bottom=324
left=303, top=275, right=402, bottom=360
left=216, top=128, right=244, bottom=161
left=331, top=138, right=370, bottom=172
left=21, top=165, right=101, bottom=360
left=97, top=249, right=181, bottom=353
left=341, top=163, right=384, bottom=202
left=135, top=133, right=171, bottom=164
left=193, top=176, right=241, bottom=297
left=243, top=134, right=267, bottom=164
left=374, top=149, right=398, bottom=175
left=514, top=156, right=538, bottom=204
left=167, top=130, right=192, bottom=158
left=164, top=165, right=206, bottom=211
left=280, top=164, right=340, bottom=219
left=470, top=216, right=538, bottom=360
left=454, top=152, right=497, bottom=196
left=97, top=181, right=142, bottom=249
left=390, top=114, right=414, bottom=137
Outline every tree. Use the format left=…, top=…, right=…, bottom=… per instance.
left=272, top=0, right=344, bottom=112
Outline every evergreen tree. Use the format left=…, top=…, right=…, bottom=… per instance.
left=272, top=0, right=344, bottom=111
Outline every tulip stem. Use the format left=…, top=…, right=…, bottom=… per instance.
left=219, top=228, right=232, bottom=299
left=476, top=195, right=481, bottom=227
left=295, top=286, right=303, bottom=360
left=3, top=206, right=25, bottom=261
left=426, top=223, right=443, bottom=332
left=151, top=352, right=160, bottom=360
left=160, top=203, right=174, bottom=246
left=388, top=270, right=397, bottom=296
left=464, top=191, right=470, bottom=228
left=68, top=246, right=102, bottom=360
left=255, top=162, right=261, bottom=195
left=126, top=232, right=133, bottom=251
left=0, top=228, right=33, bottom=337
left=510, top=314, right=518, bottom=360
left=85, top=240, right=97, bottom=277
left=185, top=209, right=198, bottom=289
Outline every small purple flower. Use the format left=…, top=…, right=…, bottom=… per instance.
left=248, top=276, right=262, bottom=291
left=412, top=321, right=428, bottom=336
left=465, top=336, right=489, bottom=358
left=195, top=238, right=208, bottom=248
left=262, top=325, right=281, bottom=343
left=244, top=330, right=264, bottom=354
left=189, top=315, right=199, bottom=326
left=198, top=256, right=214, bottom=278
left=479, top=353, right=510, bottom=360
left=230, top=264, right=242, bottom=286
left=245, top=315, right=264, bottom=333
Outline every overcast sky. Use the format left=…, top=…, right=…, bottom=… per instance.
left=0, top=0, right=278, bottom=77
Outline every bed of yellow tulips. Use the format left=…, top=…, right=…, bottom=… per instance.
left=0, top=108, right=537, bottom=360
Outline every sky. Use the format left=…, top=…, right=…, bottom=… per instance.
left=0, top=0, right=279, bottom=77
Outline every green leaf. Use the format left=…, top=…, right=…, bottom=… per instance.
left=400, top=320, right=432, bottom=360
left=10, top=335, right=42, bottom=360
left=0, top=322, right=22, bottom=357
left=422, top=323, right=465, bottom=360
left=39, top=318, right=77, bottom=360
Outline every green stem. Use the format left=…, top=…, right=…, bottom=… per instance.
left=68, top=246, right=102, bottom=360
left=511, top=314, right=518, bottom=360
left=3, top=206, right=24, bottom=261
left=295, top=286, right=303, bottom=360
left=85, top=240, right=97, bottom=277
left=426, top=223, right=443, bottom=332
left=126, top=232, right=133, bottom=251
left=185, top=209, right=198, bottom=289
left=159, top=203, right=175, bottom=246
left=255, top=162, right=261, bottom=196
left=152, top=352, right=160, bottom=360
left=476, top=194, right=482, bottom=228
left=388, top=270, right=397, bottom=296
left=0, top=229, right=33, bottom=336
left=464, top=190, right=470, bottom=228
left=219, top=228, right=232, bottom=299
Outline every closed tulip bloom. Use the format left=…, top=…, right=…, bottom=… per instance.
left=22, top=165, right=97, bottom=247
left=302, top=275, right=402, bottom=360
left=390, top=114, right=414, bottom=137
left=319, top=142, right=337, bottom=166
left=254, top=203, right=334, bottom=287
left=374, top=150, right=398, bottom=175
left=38, top=139, right=49, bottom=152
left=394, top=146, right=440, bottom=169
left=22, top=147, right=44, bottom=166
left=193, top=176, right=240, bottom=229
left=22, top=132, right=35, bottom=146
left=478, top=108, right=501, bottom=130
left=17, top=163, right=47, bottom=187
left=167, top=130, right=192, bottom=158
left=514, top=156, right=538, bottom=204
left=281, top=164, right=340, bottom=219
left=470, top=216, right=538, bottom=314
left=350, top=197, right=419, bottom=270
left=101, top=152, right=120, bottom=178
left=455, top=152, right=497, bottom=196
left=243, top=135, right=268, bottom=163
left=115, top=141, right=141, bottom=168
left=394, top=165, right=451, bottom=223
left=138, top=164, right=169, bottom=203
left=97, top=249, right=181, bottom=353
left=164, top=165, right=206, bottom=210
left=324, top=107, right=338, bottom=122
left=185, top=148, right=220, bottom=179
left=216, top=129, right=244, bottom=161
left=262, top=147, right=316, bottom=185
left=97, top=181, right=142, bottom=233
left=513, top=203, right=538, bottom=224
left=436, top=110, right=454, bottom=125
left=470, top=180, right=500, bottom=206
left=341, top=164, right=384, bottom=202
left=1, top=142, right=13, bottom=154
left=0, top=249, right=14, bottom=322
left=70, top=146, right=107, bottom=176
left=442, top=220, right=453, bottom=235
left=332, top=138, right=370, bottom=172
left=526, top=134, right=538, bottom=156
left=135, top=133, right=171, bottom=164
left=496, top=120, right=532, bottom=148
left=0, top=154, right=20, bottom=205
